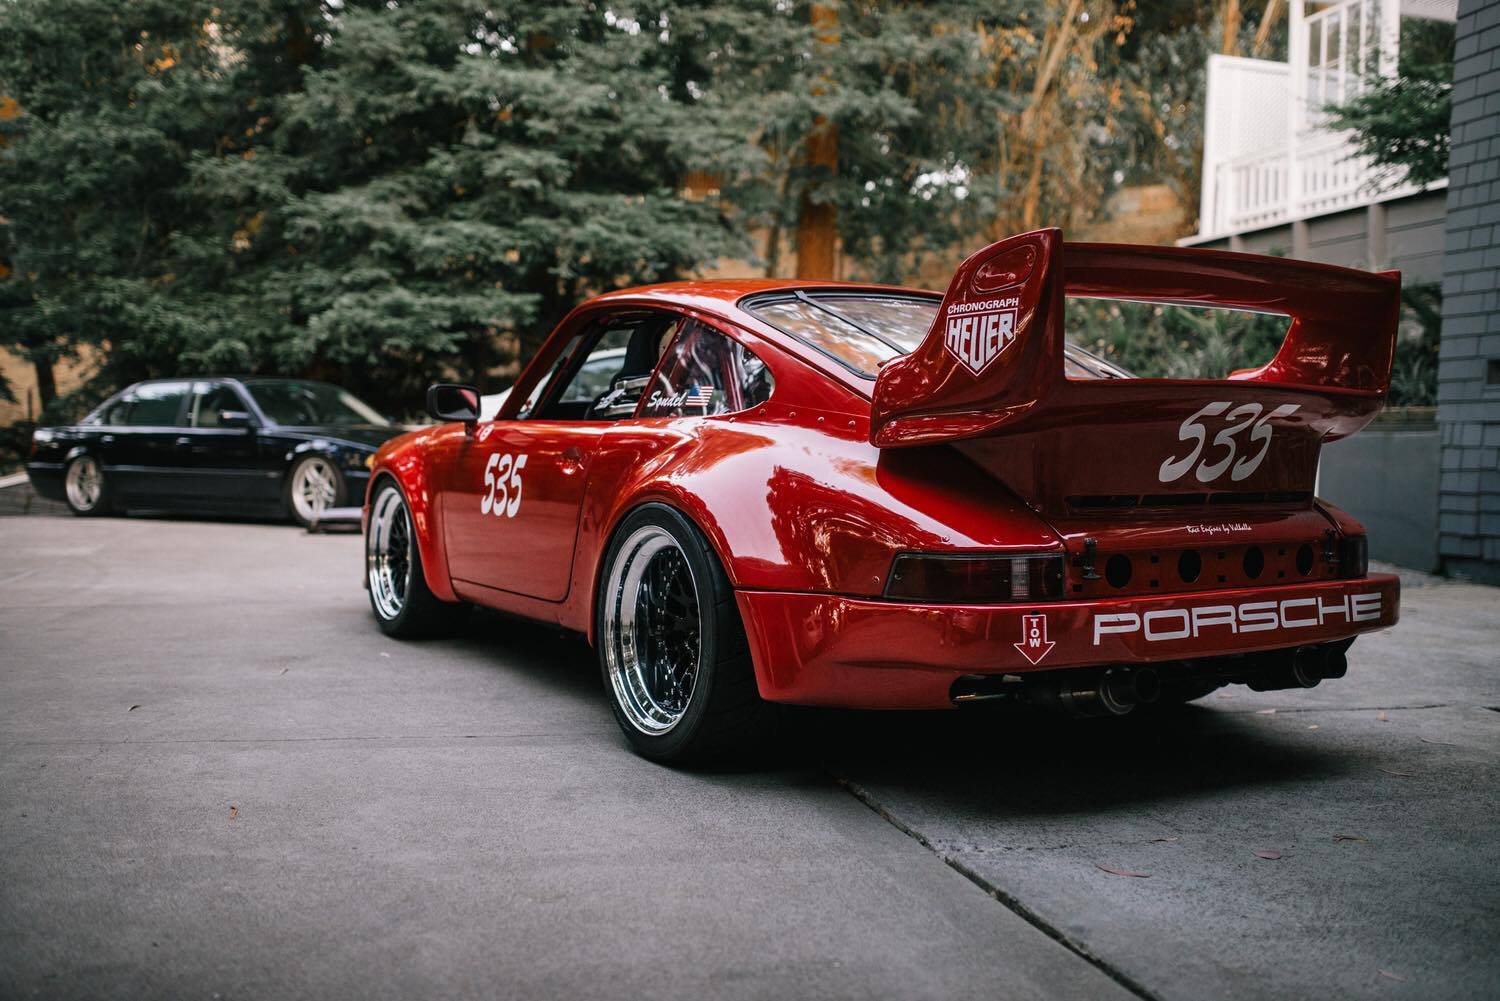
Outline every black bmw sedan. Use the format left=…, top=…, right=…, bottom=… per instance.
left=26, top=377, right=406, bottom=525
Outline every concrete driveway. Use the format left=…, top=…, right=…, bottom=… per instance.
left=0, top=512, right=1496, bottom=1000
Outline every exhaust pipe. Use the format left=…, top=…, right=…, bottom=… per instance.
left=1248, top=641, right=1353, bottom=691
left=1034, top=667, right=1160, bottom=718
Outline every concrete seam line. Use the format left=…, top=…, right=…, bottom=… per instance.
left=832, top=774, right=1163, bottom=1001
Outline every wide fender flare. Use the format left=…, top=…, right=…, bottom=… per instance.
left=367, top=430, right=460, bottom=604
left=579, top=419, right=1063, bottom=639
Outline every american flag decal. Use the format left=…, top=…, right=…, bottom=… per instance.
left=684, top=383, right=715, bottom=407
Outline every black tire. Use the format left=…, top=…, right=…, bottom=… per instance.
left=595, top=504, right=778, bottom=763
left=63, top=453, right=113, bottom=516
left=365, top=479, right=469, bottom=638
left=285, top=453, right=345, bottom=528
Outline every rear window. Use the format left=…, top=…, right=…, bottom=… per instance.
left=1066, top=298, right=1291, bottom=380
left=744, top=292, right=1133, bottom=380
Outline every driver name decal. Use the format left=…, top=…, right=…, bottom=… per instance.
left=944, top=296, right=1019, bottom=376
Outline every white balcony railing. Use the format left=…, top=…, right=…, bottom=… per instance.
left=1187, top=0, right=1456, bottom=243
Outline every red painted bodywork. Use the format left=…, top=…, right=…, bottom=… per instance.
left=366, top=232, right=1401, bottom=709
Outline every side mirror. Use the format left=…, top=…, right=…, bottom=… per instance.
left=427, top=383, right=480, bottom=425
left=218, top=410, right=255, bottom=429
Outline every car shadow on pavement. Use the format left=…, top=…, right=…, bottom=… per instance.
left=442, top=607, right=605, bottom=702
left=423, top=609, right=1348, bottom=800
left=798, top=702, right=1352, bottom=817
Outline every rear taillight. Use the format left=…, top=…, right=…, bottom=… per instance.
left=886, top=553, right=1065, bottom=603
left=1340, top=535, right=1368, bottom=578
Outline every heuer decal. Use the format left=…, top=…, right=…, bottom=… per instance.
left=944, top=296, right=1020, bottom=376
left=1013, top=613, right=1055, bottom=665
left=1092, top=592, right=1383, bottom=645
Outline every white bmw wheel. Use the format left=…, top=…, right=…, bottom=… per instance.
left=288, top=455, right=341, bottom=525
left=63, top=454, right=108, bottom=515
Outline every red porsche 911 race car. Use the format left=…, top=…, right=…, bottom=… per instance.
left=363, top=228, right=1400, bottom=761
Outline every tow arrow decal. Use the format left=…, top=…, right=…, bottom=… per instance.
left=1014, top=613, right=1056, bottom=665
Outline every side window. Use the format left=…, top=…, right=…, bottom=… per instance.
left=123, top=382, right=190, bottom=427
left=531, top=313, right=679, bottom=421
left=515, top=334, right=583, bottom=419
left=101, top=399, right=131, bottom=426
left=642, top=322, right=774, bottom=419
left=190, top=383, right=250, bottom=428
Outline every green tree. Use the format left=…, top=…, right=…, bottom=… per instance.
left=1324, top=18, right=1455, bottom=192
left=0, top=0, right=226, bottom=412
left=2, top=0, right=1261, bottom=424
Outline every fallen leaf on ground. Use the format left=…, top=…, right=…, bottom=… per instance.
left=1308, top=724, right=1320, bottom=730
left=380, top=652, right=391, bottom=658
left=1252, top=849, right=1284, bottom=860
left=229, top=805, right=238, bottom=820
left=1255, top=708, right=1277, bottom=715
left=1419, top=737, right=1456, bottom=746
left=1380, top=768, right=1414, bottom=777
left=1095, top=864, right=1150, bottom=878
left=128, top=704, right=141, bottom=711
left=277, top=667, right=289, bottom=676
left=1150, top=836, right=1180, bottom=843
left=1377, top=711, right=1389, bottom=722
left=1378, top=969, right=1408, bottom=983
left=1333, top=834, right=1366, bottom=843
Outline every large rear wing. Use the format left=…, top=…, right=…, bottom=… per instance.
left=868, top=229, right=1401, bottom=509
left=870, top=229, right=1400, bottom=448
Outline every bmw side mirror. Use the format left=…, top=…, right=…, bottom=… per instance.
left=427, top=383, right=480, bottom=428
left=218, top=410, right=255, bottom=429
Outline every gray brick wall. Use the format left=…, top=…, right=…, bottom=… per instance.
left=1437, top=0, right=1500, bottom=583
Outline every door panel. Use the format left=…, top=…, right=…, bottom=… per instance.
left=171, top=382, right=265, bottom=506
left=441, top=308, right=681, bottom=602
left=110, top=382, right=192, bottom=502
left=442, top=421, right=606, bottom=602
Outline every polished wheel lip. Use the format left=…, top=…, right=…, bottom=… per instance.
left=603, top=525, right=703, bottom=736
left=291, top=455, right=339, bottom=522
left=367, top=487, right=411, bottom=621
left=65, top=455, right=103, bottom=511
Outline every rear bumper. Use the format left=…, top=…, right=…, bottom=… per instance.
left=736, top=573, right=1400, bottom=709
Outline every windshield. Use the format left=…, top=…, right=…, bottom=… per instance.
left=744, top=293, right=1133, bottom=380
left=243, top=380, right=390, bottom=427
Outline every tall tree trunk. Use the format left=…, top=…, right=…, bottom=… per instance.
left=1014, top=0, right=1081, bottom=230
left=796, top=4, right=839, bottom=279
left=1221, top=0, right=1243, bottom=56
left=1252, top=0, right=1282, bottom=57
left=32, top=357, right=56, bottom=410
left=796, top=121, right=838, bottom=279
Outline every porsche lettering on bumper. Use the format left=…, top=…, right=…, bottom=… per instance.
left=1092, top=592, right=1384, bottom=645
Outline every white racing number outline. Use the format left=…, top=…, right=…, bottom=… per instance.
left=1158, top=402, right=1300, bottom=484
left=480, top=452, right=528, bottom=518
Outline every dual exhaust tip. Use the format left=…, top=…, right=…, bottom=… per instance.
left=1047, top=667, right=1161, bottom=718
left=950, top=666, right=1161, bottom=717
left=950, top=640, right=1353, bottom=714
left=1247, top=643, right=1349, bottom=691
